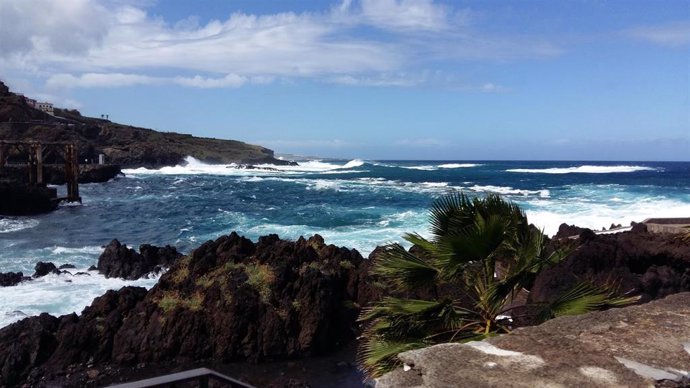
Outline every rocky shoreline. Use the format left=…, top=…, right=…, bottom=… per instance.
left=1, top=225, right=689, bottom=387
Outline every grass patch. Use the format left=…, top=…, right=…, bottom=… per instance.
left=171, top=256, right=191, bottom=285
left=339, top=260, right=354, bottom=269
left=157, top=290, right=205, bottom=313
left=195, top=275, right=215, bottom=288
left=245, top=263, right=276, bottom=303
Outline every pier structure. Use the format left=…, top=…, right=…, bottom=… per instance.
left=0, top=140, right=81, bottom=203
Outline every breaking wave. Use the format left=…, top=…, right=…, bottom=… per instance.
left=507, top=165, right=658, bottom=174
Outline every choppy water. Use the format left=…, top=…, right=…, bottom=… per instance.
left=1, top=158, right=690, bottom=327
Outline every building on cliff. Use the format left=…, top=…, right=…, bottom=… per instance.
left=35, top=101, right=53, bottom=115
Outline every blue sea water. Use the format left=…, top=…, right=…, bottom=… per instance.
left=1, top=158, right=690, bottom=327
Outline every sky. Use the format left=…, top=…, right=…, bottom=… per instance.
left=0, top=0, right=688, bottom=161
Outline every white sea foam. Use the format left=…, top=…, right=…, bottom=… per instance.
left=0, top=270, right=159, bottom=329
left=438, top=163, right=481, bottom=168
left=0, top=218, right=39, bottom=233
left=521, top=196, right=690, bottom=237
left=469, top=185, right=550, bottom=198
left=507, top=165, right=658, bottom=174
left=123, top=156, right=366, bottom=176
left=51, top=246, right=104, bottom=255
left=403, top=165, right=437, bottom=171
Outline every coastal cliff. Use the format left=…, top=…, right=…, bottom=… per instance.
left=0, top=81, right=285, bottom=168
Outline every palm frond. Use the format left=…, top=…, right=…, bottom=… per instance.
left=357, top=338, right=426, bottom=378
left=402, top=232, right=436, bottom=254
left=536, top=282, right=640, bottom=322
left=372, top=244, right=439, bottom=291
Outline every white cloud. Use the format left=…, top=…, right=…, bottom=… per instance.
left=0, top=0, right=110, bottom=56
left=359, top=0, right=450, bottom=31
left=626, top=22, right=690, bottom=47
left=46, top=73, right=159, bottom=88
left=328, top=73, right=423, bottom=87
left=174, top=74, right=247, bottom=88
left=0, top=0, right=564, bottom=91
left=45, top=72, right=275, bottom=89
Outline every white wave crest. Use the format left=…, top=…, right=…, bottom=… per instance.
left=51, top=246, right=104, bottom=255
left=521, top=196, right=690, bottom=237
left=124, top=156, right=365, bottom=176
left=438, top=163, right=481, bottom=169
left=507, top=165, right=657, bottom=174
left=0, top=218, right=39, bottom=234
left=403, top=165, right=436, bottom=171
left=469, top=185, right=550, bottom=197
left=342, top=159, right=365, bottom=169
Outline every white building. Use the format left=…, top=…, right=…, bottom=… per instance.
left=36, top=102, right=54, bottom=115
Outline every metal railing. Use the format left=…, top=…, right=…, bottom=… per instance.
left=107, top=367, right=254, bottom=388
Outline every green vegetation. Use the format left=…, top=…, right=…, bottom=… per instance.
left=171, top=256, right=191, bottom=285
left=245, top=263, right=276, bottom=303
left=358, top=192, right=638, bottom=377
left=157, top=290, right=204, bottom=313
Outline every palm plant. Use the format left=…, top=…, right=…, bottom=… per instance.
left=358, top=192, right=638, bottom=377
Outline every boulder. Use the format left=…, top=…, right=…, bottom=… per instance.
left=0, top=313, right=60, bottom=386
left=377, top=293, right=690, bottom=388
left=97, top=240, right=182, bottom=280
left=553, top=223, right=585, bottom=239
left=33, top=262, right=59, bottom=278
left=0, top=271, right=28, bottom=287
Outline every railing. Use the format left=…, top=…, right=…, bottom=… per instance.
left=107, top=367, right=254, bottom=388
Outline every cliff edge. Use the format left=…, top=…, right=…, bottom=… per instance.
left=0, top=81, right=286, bottom=168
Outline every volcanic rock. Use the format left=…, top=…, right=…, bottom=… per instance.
left=0, top=313, right=60, bottom=386
left=0, top=271, right=28, bottom=287
left=33, top=262, right=60, bottom=278
left=0, top=233, right=370, bottom=386
left=553, top=223, right=585, bottom=239
left=97, top=240, right=182, bottom=280
left=111, top=233, right=368, bottom=365
left=530, top=227, right=690, bottom=305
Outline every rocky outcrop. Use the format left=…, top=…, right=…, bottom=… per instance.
left=111, top=233, right=368, bottom=365
left=377, top=292, right=690, bottom=388
left=0, top=233, right=370, bottom=387
left=553, top=222, right=586, bottom=239
left=97, top=240, right=182, bottom=280
left=0, top=313, right=61, bottom=386
left=0, top=182, right=58, bottom=216
left=531, top=227, right=690, bottom=305
left=33, top=262, right=60, bottom=278
left=0, top=271, right=28, bottom=287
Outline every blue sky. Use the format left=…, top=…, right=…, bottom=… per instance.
left=1, top=0, right=688, bottom=160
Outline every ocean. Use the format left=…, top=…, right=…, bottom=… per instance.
left=1, top=158, right=689, bottom=328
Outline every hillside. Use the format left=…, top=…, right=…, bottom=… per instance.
left=0, top=81, right=286, bottom=167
